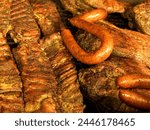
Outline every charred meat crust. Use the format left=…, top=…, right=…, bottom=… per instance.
left=29, top=0, right=61, bottom=36
left=133, top=2, right=150, bottom=35
left=10, top=0, right=58, bottom=112
left=60, top=0, right=129, bottom=15
left=32, top=0, right=84, bottom=112
left=0, top=0, right=24, bottom=113
left=40, top=33, right=84, bottom=112
left=0, top=35, right=24, bottom=112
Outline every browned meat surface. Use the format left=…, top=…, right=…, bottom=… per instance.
left=79, top=57, right=150, bottom=112
left=0, top=0, right=12, bottom=36
left=60, top=0, right=129, bottom=15
left=0, top=0, right=24, bottom=113
left=29, top=0, right=61, bottom=36
left=133, top=2, right=150, bottom=35
left=120, top=0, right=144, bottom=5
left=40, top=33, right=84, bottom=112
left=0, top=33, right=24, bottom=112
left=10, top=0, right=58, bottom=112
left=30, top=0, right=84, bottom=112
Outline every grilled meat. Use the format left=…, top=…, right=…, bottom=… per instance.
left=133, top=2, right=150, bottom=35
left=79, top=57, right=150, bottom=112
left=0, top=33, right=24, bottom=112
left=121, top=0, right=150, bottom=34
left=40, top=33, right=84, bottom=112
left=29, top=0, right=61, bottom=36
left=10, top=0, right=58, bottom=112
left=0, top=0, right=24, bottom=113
left=119, top=0, right=144, bottom=5
left=10, top=0, right=84, bottom=112
left=60, top=0, right=129, bottom=15
left=1, top=0, right=149, bottom=113
left=0, top=0, right=12, bottom=36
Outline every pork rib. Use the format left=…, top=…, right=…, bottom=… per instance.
left=40, top=33, right=84, bottom=112
left=0, top=33, right=24, bottom=112
left=0, top=0, right=24, bottom=113
left=10, top=0, right=58, bottom=112
left=29, top=0, right=61, bottom=36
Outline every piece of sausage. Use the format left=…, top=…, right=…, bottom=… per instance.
left=117, top=74, right=150, bottom=89
left=61, top=9, right=113, bottom=65
left=119, top=90, right=150, bottom=110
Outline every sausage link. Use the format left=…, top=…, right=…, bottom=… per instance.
left=61, top=9, right=113, bottom=64
left=117, top=74, right=150, bottom=89
left=119, top=90, right=150, bottom=110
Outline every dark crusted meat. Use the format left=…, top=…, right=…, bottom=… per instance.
left=60, top=0, right=129, bottom=15
left=133, top=2, right=150, bottom=35
left=40, top=33, right=84, bottom=112
left=29, top=0, right=61, bottom=35
left=0, top=0, right=12, bottom=36
left=10, top=0, right=58, bottom=112
left=0, top=0, right=24, bottom=112
left=79, top=57, right=150, bottom=112
left=9, top=0, right=84, bottom=112
left=0, top=34, right=24, bottom=112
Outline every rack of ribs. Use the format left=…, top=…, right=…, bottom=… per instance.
left=30, top=0, right=84, bottom=112
left=10, top=0, right=59, bottom=112
left=0, top=0, right=24, bottom=112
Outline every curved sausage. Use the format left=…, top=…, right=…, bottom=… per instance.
left=61, top=9, right=113, bottom=64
